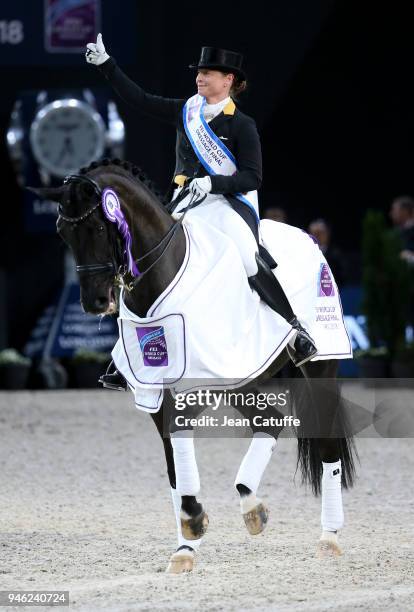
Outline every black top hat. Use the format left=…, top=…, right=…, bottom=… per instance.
left=189, top=47, right=245, bottom=80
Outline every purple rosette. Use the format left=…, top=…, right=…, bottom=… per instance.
left=102, top=188, right=140, bottom=277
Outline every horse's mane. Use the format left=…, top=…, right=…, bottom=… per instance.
left=79, top=157, right=168, bottom=206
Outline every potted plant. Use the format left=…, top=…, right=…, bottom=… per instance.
left=391, top=342, right=414, bottom=379
left=354, top=347, right=389, bottom=378
left=382, top=228, right=411, bottom=367
left=0, top=348, right=32, bottom=390
left=359, top=211, right=411, bottom=378
left=70, top=348, right=111, bottom=388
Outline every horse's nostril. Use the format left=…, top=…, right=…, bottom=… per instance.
left=94, top=296, right=108, bottom=310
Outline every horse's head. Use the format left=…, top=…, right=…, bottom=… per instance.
left=30, top=174, right=123, bottom=315
left=31, top=159, right=186, bottom=318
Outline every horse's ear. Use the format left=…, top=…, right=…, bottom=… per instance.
left=26, top=186, right=65, bottom=202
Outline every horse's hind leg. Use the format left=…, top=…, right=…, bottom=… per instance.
left=317, top=460, right=344, bottom=558
left=300, top=359, right=349, bottom=557
left=318, top=422, right=344, bottom=557
left=150, top=397, right=204, bottom=574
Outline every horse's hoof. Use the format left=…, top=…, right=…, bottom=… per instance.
left=180, top=511, right=209, bottom=540
left=166, top=550, right=195, bottom=574
left=316, top=537, right=343, bottom=558
left=243, top=502, right=269, bottom=535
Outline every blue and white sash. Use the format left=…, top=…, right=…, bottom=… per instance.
left=183, top=94, right=259, bottom=222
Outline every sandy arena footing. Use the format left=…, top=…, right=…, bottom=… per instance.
left=0, top=391, right=413, bottom=611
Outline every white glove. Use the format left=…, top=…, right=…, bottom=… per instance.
left=85, top=33, right=110, bottom=66
left=189, top=177, right=212, bottom=198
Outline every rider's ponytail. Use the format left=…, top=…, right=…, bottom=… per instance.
left=220, top=70, right=248, bottom=99
left=231, top=77, right=247, bottom=98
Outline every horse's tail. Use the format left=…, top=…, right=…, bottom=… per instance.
left=291, top=365, right=358, bottom=496
left=296, top=435, right=357, bottom=496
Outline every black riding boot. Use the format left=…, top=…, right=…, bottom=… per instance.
left=248, top=253, right=318, bottom=367
left=99, top=360, right=128, bottom=391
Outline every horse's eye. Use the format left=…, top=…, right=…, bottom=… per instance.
left=98, top=225, right=105, bottom=233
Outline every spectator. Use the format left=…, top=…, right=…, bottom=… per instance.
left=263, top=207, right=288, bottom=223
left=389, top=196, right=414, bottom=329
left=389, top=195, right=414, bottom=262
left=308, top=218, right=345, bottom=286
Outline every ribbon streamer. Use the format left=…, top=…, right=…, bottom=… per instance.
left=102, top=188, right=140, bottom=277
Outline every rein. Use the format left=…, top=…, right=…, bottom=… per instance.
left=61, top=174, right=206, bottom=291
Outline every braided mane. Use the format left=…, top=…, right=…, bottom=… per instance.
left=79, top=157, right=168, bottom=205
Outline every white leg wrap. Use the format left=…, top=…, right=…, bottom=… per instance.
left=321, top=460, right=344, bottom=532
left=170, top=487, right=202, bottom=551
left=171, top=431, right=200, bottom=496
left=234, top=433, right=276, bottom=494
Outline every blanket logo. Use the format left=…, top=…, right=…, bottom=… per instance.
left=318, top=263, right=335, bottom=297
left=136, top=326, right=168, bottom=367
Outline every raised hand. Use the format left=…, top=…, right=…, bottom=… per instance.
left=85, top=33, right=110, bottom=66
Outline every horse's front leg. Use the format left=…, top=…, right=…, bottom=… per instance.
left=150, top=398, right=205, bottom=574
left=169, top=415, right=209, bottom=542
left=234, top=398, right=284, bottom=535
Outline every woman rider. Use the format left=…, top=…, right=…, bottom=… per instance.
left=85, top=35, right=317, bottom=383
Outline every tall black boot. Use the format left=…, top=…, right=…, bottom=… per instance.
left=248, top=253, right=318, bottom=367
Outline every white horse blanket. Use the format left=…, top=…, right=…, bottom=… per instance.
left=112, top=216, right=352, bottom=412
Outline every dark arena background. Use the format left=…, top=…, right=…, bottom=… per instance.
left=2, top=0, right=414, bottom=352
left=0, top=1, right=413, bottom=610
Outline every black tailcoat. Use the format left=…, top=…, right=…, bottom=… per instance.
left=99, top=57, right=262, bottom=235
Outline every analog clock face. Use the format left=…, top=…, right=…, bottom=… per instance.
left=30, top=99, right=106, bottom=178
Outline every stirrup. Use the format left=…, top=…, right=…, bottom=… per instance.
left=99, top=372, right=128, bottom=391
left=99, top=360, right=128, bottom=391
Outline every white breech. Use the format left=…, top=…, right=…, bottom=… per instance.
left=172, top=192, right=259, bottom=277
left=234, top=433, right=276, bottom=494
left=321, top=460, right=344, bottom=532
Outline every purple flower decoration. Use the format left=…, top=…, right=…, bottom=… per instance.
left=102, top=188, right=140, bottom=277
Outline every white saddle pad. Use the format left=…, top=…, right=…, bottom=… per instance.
left=260, top=219, right=352, bottom=361
left=112, top=215, right=351, bottom=413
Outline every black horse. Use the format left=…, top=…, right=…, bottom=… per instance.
left=31, top=159, right=356, bottom=573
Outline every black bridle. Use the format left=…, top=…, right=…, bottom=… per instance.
left=60, top=174, right=205, bottom=290
left=61, top=175, right=121, bottom=278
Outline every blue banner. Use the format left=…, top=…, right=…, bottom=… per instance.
left=45, top=0, right=100, bottom=54
left=339, top=285, right=366, bottom=376
left=24, top=282, right=118, bottom=358
left=0, top=0, right=137, bottom=66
